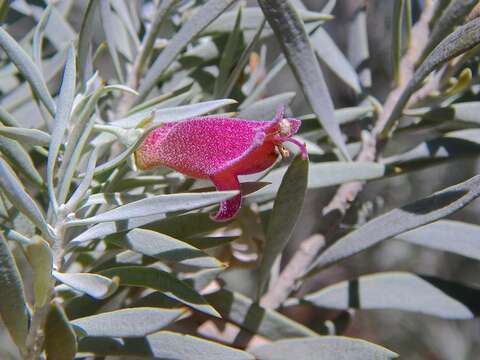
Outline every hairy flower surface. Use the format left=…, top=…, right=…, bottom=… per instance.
left=135, top=107, right=307, bottom=221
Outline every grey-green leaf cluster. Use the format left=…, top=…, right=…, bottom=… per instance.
left=1, top=1, right=480, bottom=359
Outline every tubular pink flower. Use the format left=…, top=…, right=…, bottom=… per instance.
left=135, top=106, right=307, bottom=221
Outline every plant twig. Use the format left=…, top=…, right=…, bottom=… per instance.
left=260, top=234, right=325, bottom=308
left=260, top=0, right=435, bottom=309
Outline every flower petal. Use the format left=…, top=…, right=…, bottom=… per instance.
left=210, top=172, right=241, bottom=221
left=135, top=123, right=175, bottom=170
left=152, top=118, right=270, bottom=178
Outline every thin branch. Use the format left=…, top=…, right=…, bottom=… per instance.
left=260, top=234, right=326, bottom=308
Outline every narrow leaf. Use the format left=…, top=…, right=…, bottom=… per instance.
left=134, top=0, right=179, bottom=79
left=397, top=220, right=480, bottom=260
left=106, top=228, right=223, bottom=268
left=89, top=135, right=142, bottom=177
left=241, top=57, right=287, bottom=108
left=298, top=271, right=480, bottom=320
left=65, top=148, right=97, bottom=212
left=251, top=336, right=397, bottom=360
left=104, top=84, right=138, bottom=95
left=47, top=44, right=76, bottom=211
left=214, top=6, right=243, bottom=98
left=404, top=0, right=412, bottom=48
left=113, top=99, right=237, bottom=129
left=78, top=330, right=254, bottom=359
left=136, top=0, right=236, bottom=103
left=72, top=307, right=185, bottom=337
left=258, top=0, right=349, bottom=159
left=0, top=125, right=43, bottom=186
left=100, top=266, right=220, bottom=317
left=383, top=137, right=480, bottom=173
left=70, top=191, right=238, bottom=226
left=347, top=1, right=371, bottom=88
left=100, top=0, right=124, bottom=82
left=145, top=331, right=254, bottom=359
left=78, top=192, right=148, bottom=209
left=110, top=0, right=140, bottom=49
left=0, top=126, right=50, bottom=146
left=310, top=175, right=480, bottom=271
left=69, top=213, right=170, bottom=245
left=205, top=288, right=317, bottom=340
left=2, top=229, right=31, bottom=246
left=0, top=106, right=20, bottom=127
left=145, top=212, right=230, bottom=240
left=53, top=271, right=118, bottom=300
left=453, top=101, right=480, bottom=124
left=223, top=18, right=266, bottom=98
left=25, top=238, right=53, bottom=307
left=311, top=27, right=361, bottom=93
left=45, top=302, right=77, bottom=360
left=32, top=4, right=52, bottom=71
left=0, top=158, right=53, bottom=240
left=1, top=45, right=67, bottom=114
left=0, top=234, right=28, bottom=352
left=0, top=27, right=56, bottom=115
left=251, top=161, right=384, bottom=201
left=205, top=7, right=332, bottom=33
left=419, top=0, right=478, bottom=62
left=238, top=92, right=296, bottom=120
left=392, top=0, right=404, bottom=85
left=258, top=156, right=308, bottom=296
left=56, top=83, right=105, bottom=204
left=383, top=17, right=480, bottom=137
left=78, top=0, right=100, bottom=87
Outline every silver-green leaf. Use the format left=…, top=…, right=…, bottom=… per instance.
left=78, top=330, right=254, bottom=359
left=296, top=271, right=480, bottom=320
left=258, top=156, right=308, bottom=296
left=100, top=266, right=220, bottom=317
left=136, top=0, right=236, bottom=103
left=47, top=44, right=76, bottom=211
left=205, top=288, right=317, bottom=340
left=0, top=27, right=56, bottom=115
left=53, top=271, right=118, bottom=300
left=309, top=174, right=480, bottom=272
left=72, top=307, right=185, bottom=337
left=106, top=228, right=223, bottom=268
left=45, top=302, right=77, bottom=360
left=258, top=0, right=349, bottom=159
left=396, top=220, right=480, bottom=261
left=0, top=234, right=28, bottom=353
left=0, top=157, right=53, bottom=241
left=251, top=336, right=397, bottom=360
left=0, top=126, right=51, bottom=146
left=70, top=191, right=238, bottom=226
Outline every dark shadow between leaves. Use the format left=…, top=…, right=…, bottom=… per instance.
left=385, top=138, right=480, bottom=175
left=419, top=275, right=480, bottom=316
left=78, top=336, right=154, bottom=357
left=402, top=189, right=467, bottom=215
left=145, top=212, right=228, bottom=239
left=347, top=278, right=360, bottom=308
left=100, top=267, right=208, bottom=308
left=133, top=292, right=182, bottom=309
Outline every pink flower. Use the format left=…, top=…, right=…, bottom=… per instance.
left=135, top=106, right=307, bottom=221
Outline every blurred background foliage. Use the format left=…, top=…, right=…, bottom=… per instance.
left=1, top=0, right=480, bottom=359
